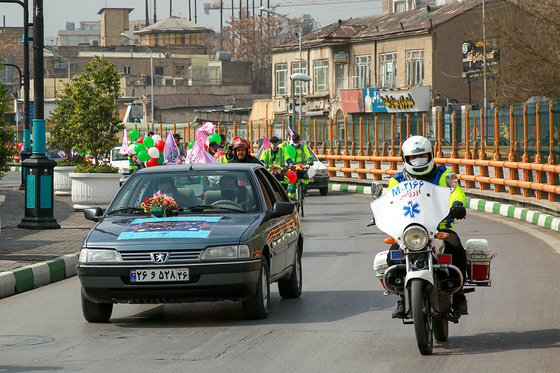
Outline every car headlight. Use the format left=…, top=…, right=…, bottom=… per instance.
left=403, top=226, right=428, bottom=250
left=79, top=248, right=122, bottom=263
left=316, top=168, right=328, bottom=175
left=200, top=245, right=251, bottom=260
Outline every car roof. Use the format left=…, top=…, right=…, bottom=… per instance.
left=134, top=162, right=265, bottom=174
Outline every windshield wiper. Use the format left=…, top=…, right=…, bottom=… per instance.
left=186, top=204, right=248, bottom=213
left=107, top=206, right=147, bottom=215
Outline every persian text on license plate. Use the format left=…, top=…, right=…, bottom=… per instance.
left=130, top=268, right=189, bottom=282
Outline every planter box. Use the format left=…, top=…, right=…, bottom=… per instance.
left=70, top=173, right=121, bottom=211
left=53, top=166, right=76, bottom=196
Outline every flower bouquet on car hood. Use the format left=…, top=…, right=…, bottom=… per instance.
left=141, top=191, right=179, bottom=217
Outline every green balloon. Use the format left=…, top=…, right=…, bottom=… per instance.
left=143, top=136, right=154, bottom=148
left=286, top=145, right=296, bottom=160
left=188, top=140, right=195, bottom=149
left=135, top=143, right=145, bottom=154
left=209, top=133, right=221, bottom=144
left=137, top=150, right=150, bottom=162
left=157, top=158, right=164, bottom=165
left=129, top=129, right=139, bottom=140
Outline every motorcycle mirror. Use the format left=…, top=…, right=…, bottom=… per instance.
left=371, top=181, right=383, bottom=200
left=445, top=172, right=458, bottom=189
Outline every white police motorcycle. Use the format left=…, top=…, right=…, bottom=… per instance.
left=370, top=174, right=495, bottom=355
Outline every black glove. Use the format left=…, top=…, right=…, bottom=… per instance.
left=448, top=204, right=466, bottom=220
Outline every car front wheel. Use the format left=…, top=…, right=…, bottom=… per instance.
left=81, top=288, right=113, bottom=323
left=242, top=258, right=270, bottom=319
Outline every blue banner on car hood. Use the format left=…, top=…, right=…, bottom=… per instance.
left=118, top=216, right=222, bottom=240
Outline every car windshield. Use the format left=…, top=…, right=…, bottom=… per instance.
left=112, top=149, right=129, bottom=161
left=108, top=169, right=260, bottom=214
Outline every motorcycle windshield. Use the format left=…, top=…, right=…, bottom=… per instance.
left=370, top=181, right=451, bottom=245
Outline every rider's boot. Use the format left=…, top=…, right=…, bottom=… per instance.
left=453, top=291, right=468, bottom=315
left=392, top=296, right=406, bottom=319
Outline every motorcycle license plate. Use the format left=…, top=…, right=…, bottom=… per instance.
left=130, top=268, right=189, bottom=282
left=309, top=177, right=315, bottom=182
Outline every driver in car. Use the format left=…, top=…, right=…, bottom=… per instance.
left=219, top=174, right=250, bottom=210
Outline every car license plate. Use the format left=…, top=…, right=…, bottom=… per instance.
left=130, top=268, right=189, bottom=282
left=309, top=177, right=315, bottom=182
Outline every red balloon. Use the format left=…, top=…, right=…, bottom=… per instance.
left=146, top=157, right=158, bottom=167
left=137, top=137, right=144, bottom=144
left=286, top=170, right=297, bottom=184
left=18, top=143, right=23, bottom=150
left=214, top=150, right=226, bottom=159
left=155, top=139, right=165, bottom=152
left=204, top=144, right=209, bottom=149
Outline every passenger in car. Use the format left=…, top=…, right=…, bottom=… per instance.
left=219, top=174, right=251, bottom=209
left=155, top=177, right=194, bottom=207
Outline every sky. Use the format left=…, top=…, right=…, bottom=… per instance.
left=0, top=0, right=382, bottom=43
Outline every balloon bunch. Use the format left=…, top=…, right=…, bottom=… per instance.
left=127, top=129, right=166, bottom=167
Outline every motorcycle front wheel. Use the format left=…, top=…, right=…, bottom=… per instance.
left=411, top=279, right=434, bottom=355
left=433, top=317, right=449, bottom=342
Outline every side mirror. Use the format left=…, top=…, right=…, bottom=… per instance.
left=445, top=172, right=458, bottom=189
left=84, top=207, right=103, bottom=222
left=269, top=202, right=295, bottom=218
left=371, top=181, right=383, bottom=200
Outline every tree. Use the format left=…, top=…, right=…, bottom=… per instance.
left=487, top=0, right=560, bottom=103
left=49, top=56, right=122, bottom=166
left=221, top=15, right=300, bottom=94
left=0, top=64, right=17, bottom=178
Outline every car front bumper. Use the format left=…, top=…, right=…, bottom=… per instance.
left=78, top=259, right=262, bottom=304
left=308, top=174, right=329, bottom=189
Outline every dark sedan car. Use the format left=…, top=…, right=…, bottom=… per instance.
left=77, top=163, right=302, bottom=322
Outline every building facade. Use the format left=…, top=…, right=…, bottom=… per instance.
left=271, top=0, right=510, bottom=127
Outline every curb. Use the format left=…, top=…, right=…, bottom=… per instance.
left=9, top=166, right=21, bottom=172
left=329, top=183, right=560, bottom=233
left=0, top=252, right=79, bottom=299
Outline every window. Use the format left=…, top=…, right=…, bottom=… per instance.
left=291, top=61, right=308, bottom=94
left=335, top=63, right=346, bottom=95
left=175, top=65, right=185, bottom=75
left=406, top=50, right=424, bottom=86
left=123, top=66, right=131, bottom=75
left=394, top=1, right=406, bottom=13
left=67, top=35, right=80, bottom=42
left=313, top=60, right=329, bottom=93
left=275, top=63, right=288, bottom=95
left=354, top=55, right=371, bottom=88
left=379, top=52, right=397, bottom=88
left=71, top=63, right=78, bottom=69
left=155, top=66, right=164, bottom=75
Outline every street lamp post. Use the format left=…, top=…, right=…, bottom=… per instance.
left=121, top=33, right=154, bottom=126
left=44, top=48, right=70, bottom=84
left=290, top=73, right=312, bottom=128
left=260, top=7, right=305, bottom=123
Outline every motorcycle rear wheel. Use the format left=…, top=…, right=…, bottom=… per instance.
left=433, top=318, right=449, bottom=342
left=411, top=279, right=434, bottom=355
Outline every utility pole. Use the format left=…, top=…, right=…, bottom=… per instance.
left=19, top=0, right=60, bottom=229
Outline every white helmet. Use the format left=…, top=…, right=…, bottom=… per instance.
left=401, top=136, right=435, bottom=177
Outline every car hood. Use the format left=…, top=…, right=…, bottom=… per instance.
left=84, top=214, right=260, bottom=250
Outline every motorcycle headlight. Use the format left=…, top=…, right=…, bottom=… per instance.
left=200, top=245, right=251, bottom=260
left=403, top=226, right=429, bottom=250
left=79, top=248, right=122, bottom=263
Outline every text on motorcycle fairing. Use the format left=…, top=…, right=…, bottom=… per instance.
left=391, top=180, right=425, bottom=198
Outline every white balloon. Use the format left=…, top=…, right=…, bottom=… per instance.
left=148, top=147, right=160, bottom=158
left=128, top=145, right=137, bottom=155
left=151, top=135, right=161, bottom=142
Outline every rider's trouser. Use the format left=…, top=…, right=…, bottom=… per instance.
left=288, top=176, right=309, bottom=198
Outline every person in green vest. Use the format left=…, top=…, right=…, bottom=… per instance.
left=260, top=136, right=289, bottom=189
left=284, top=134, right=314, bottom=199
left=217, top=142, right=233, bottom=163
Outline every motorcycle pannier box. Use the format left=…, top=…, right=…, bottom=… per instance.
left=465, top=239, right=494, bottom=284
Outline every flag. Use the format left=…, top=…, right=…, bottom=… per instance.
left=163, top=132, right=180, bottom=164
left=119, top=129, right=129, bottom=155
left=262, top=136, right=271, bottom=150
left=195, top=122, right=216, bottom=145
left=287, top=126, right=294, bottom=141
left=186, top=140, right=218, bottom=164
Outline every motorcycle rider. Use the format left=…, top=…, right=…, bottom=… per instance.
left=284, top=134, right=314, bottom=199
left=229, top=137, right=262, bottom=164
left=389, top=135, right=468, bottom=318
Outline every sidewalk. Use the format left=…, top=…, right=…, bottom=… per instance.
left=0, top=186, right=95, bottom=272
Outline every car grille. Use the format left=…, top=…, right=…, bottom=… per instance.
left=120, top=249, right=204, bottom=263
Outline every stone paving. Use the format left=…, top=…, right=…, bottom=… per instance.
left=0, top=186, right=95, bottom=272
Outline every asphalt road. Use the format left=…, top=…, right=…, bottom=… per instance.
left=0, top=191, right=559, bottom=372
